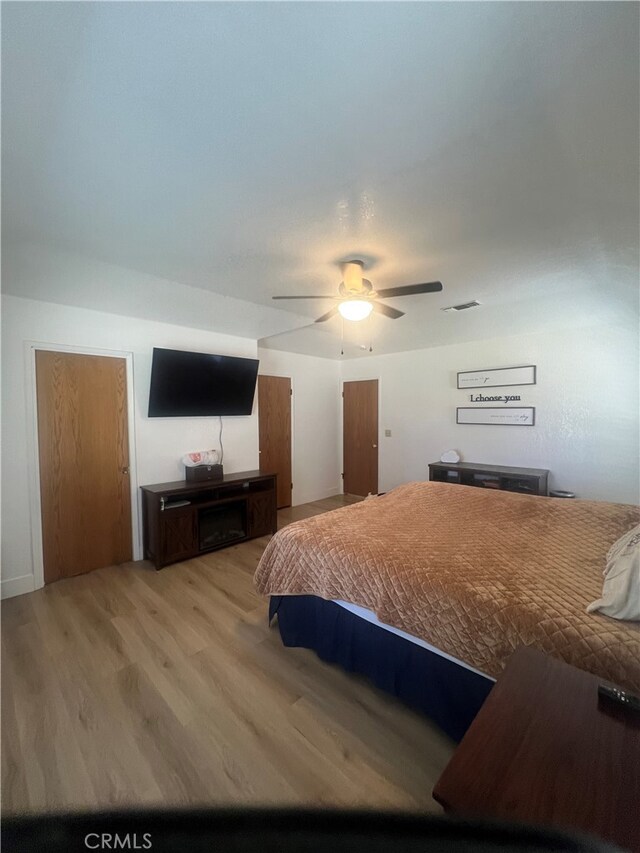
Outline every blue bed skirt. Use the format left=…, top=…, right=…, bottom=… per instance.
left=269, top=595, right=494, bottom=743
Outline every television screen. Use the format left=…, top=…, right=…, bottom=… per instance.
left=148, top=348, right=259, bottom=417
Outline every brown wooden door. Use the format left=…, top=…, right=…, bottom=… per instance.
left=36, top=351, right=133, bottom=583
left=258, top=375, right=292, bottom=509
left=343, top=379, right=378, bottom=497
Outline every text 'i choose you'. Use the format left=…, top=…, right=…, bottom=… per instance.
left=469, top=394, right=522, bottom=403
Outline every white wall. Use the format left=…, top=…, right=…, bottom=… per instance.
left=340, top=323, right=640, bottom=505
left=1, top=294, right=260, bottom=597
left=257, top=347, right=341, bottom=506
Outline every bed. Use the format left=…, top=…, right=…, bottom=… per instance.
left=255, top=482, right=640, bottom=740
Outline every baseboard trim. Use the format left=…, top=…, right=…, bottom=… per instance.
left=1, top=574, right=36, bottom=600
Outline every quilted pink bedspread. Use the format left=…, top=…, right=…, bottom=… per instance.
left=255, top=482, right=640, bottom=691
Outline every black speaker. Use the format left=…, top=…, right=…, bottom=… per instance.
left=185, top=464, right=224, bottom=482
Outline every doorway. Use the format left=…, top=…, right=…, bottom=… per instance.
left=35, top=351, right=133, bottom=583
left=258, top=374, right=292, bottom=509
left=343, top=379, right=379, bottom=497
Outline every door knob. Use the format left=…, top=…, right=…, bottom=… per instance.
left=372, top=444, right=377, bottom=449
left=122, top=466, right=130, bottom=475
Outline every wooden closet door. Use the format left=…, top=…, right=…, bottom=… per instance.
left=343, top=379, right=378, bottom=497
left=258, top=375, right=292, bottom=508
left=36, top=351, right=132, bottom=583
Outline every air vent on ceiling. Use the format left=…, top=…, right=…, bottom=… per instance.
left=441, top=300, right=481, bottom=313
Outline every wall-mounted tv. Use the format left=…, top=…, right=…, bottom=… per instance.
left=148, top=347, right=259, bottom=417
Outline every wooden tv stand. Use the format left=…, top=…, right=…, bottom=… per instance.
left=141, top=470, right=277, bottom=569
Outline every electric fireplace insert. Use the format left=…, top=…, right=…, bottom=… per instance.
left=198, top=501, right=247, bottom=550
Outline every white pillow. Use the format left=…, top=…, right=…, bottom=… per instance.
left=586, top=524, right=640, bottom=621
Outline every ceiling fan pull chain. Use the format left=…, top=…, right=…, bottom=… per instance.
left=340, top=317, right=344, bottom=356
left=369, top=312, right=373, bottom=352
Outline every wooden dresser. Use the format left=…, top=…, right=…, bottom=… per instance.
left=428, top=461, right=548, bottom=496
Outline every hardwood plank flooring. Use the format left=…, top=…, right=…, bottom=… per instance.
left=1, top=495, right=453, bottom=814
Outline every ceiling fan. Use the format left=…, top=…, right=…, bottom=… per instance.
left=272, top=260, right=443, bottom=323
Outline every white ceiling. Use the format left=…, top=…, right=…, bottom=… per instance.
left=2, top=2, right=638, bottom=358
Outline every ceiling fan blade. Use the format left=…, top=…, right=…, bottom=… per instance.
left=372, top=301, right=405, bottom=320
left=314, top=308, right=339, bottom=323
left=272, top=295, right=334, bottom=300
left=375, top=281, right=443, bottom=298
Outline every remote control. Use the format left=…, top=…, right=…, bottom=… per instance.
left=598, top=684, right=640, bottom=713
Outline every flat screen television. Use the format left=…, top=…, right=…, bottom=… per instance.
left=148, top=347, right=259, bottom=417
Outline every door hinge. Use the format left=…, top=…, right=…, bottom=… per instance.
left=291, top=483, right=293, bottom=489
left=341, top=472, right=344, bottom=479
left=290, top=388, right=293, bottom=396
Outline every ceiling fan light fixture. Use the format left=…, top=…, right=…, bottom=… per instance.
left=338, top=299, right=373, bottom=322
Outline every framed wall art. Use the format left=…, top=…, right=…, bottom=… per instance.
left=456, top=407, right=535, bottom=426
left=457, top=365, right=536, bottom=389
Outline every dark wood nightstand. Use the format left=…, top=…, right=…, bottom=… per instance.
left=433, top=646, right=640, bottom=851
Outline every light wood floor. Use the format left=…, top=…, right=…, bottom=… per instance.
left=1, top=495, right=453, bottom=815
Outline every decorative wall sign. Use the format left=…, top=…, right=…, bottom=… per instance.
left=456, top=407, right=535, bottom=426
left=457, top=365, right=536, bottom=389
left=469, top=393, right=521, bottom=403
